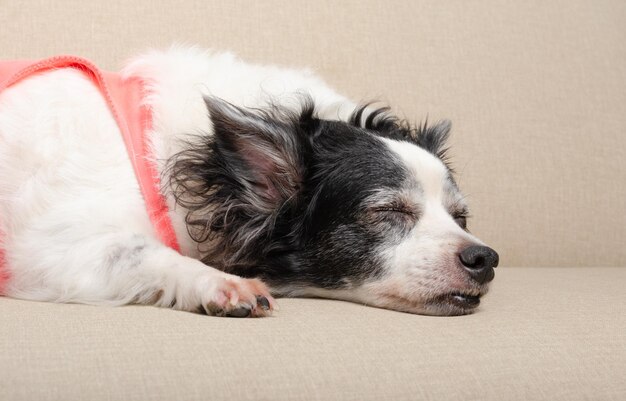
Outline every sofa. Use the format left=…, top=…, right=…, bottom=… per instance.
left=1, top=1, right=624, bottom=400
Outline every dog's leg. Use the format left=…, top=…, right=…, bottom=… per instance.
left=111, top=237, right=277, bottom=317
left=5, top=232, right=276, bottom=317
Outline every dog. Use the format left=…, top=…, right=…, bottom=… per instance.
left=0, top=46, right=498, bottom=317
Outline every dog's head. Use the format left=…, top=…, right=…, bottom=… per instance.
left=169, top=97, right=498, bottom=316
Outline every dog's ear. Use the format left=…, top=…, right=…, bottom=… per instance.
left=350, top=104, right=452, bottom=162
left=416, top=119, right=452, bottom=161
left=205, top=97, right=306, bottom=209
left=168, top=97, right=310, bottom=265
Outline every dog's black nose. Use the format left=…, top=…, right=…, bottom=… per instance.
left=459, top=246, right=499, bottom=284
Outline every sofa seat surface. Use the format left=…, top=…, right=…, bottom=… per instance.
left=1, top=267, right=624, bottom=401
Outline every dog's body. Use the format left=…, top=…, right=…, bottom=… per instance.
left=0, top=47, right=497, bottom=317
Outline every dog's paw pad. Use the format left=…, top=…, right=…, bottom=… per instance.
left=201, top=276, right=277, bottom=318
left=226, top=305, right=253, bottom=318
left=203, top=302, right=225, bottom=317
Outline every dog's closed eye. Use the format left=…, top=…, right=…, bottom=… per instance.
left=374, top=206, right=416, bottom=217
left=451, top=212, right=470, bottom=230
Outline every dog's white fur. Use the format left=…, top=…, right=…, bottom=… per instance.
left=0, top=47, right=351, bottom=313
left=0, top=47, right=486, bottom=316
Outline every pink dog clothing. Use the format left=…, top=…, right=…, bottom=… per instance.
left=0, top=55, right=181, bottom=290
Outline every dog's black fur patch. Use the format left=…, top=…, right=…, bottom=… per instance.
left=167, top=97, right=450, bottom=291
left=350, top=104, right=452, bottom=169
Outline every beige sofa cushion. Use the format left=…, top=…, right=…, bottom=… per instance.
left=1, top=0, right=625, bottom=267
left=1, top=2, right=624, bottom=398
left=1, top=267, right=624, bottom=401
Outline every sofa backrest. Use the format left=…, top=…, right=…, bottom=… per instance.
left=2, top=0, right=624, bottom=267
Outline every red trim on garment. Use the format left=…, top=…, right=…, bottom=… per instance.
left=0, top=56, right=181, bottom=291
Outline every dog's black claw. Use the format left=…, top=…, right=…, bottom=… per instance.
left=256, top=295, right=270, bottom=311
left=227, top=306, right=252, bottom=318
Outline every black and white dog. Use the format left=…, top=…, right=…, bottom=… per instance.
left=0, top=47, right=497, bottom=317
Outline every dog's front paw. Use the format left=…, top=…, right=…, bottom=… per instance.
left=198, top=275, right=277, bottom=318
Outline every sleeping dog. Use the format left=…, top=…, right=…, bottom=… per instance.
left=0, top=47, right=498, bottom=317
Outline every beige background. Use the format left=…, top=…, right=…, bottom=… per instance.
left=1, top=0, right=625, bottom=267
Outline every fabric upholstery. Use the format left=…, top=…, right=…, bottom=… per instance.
left=0, top=0, right=624, bottom=267
left=0, top=2, right=624, bottom=401
left=1, top=267, right=624, bottom=401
